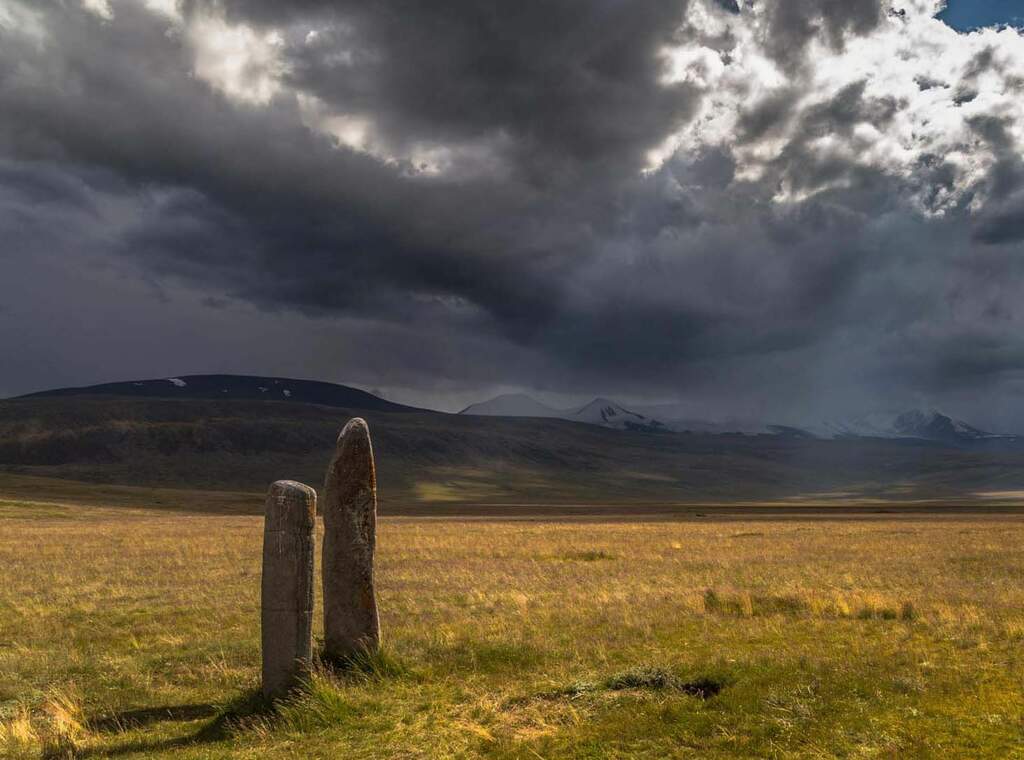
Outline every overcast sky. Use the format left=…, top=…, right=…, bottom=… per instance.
left=2, top=1, right=1024, bottom=426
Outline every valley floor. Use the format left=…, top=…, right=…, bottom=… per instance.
left=3, top=486, right=1024, bottom=757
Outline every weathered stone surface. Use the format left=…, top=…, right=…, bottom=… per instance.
left=322, top=417, right=380, bottom=664
left=261, top=480, right=316, bottom=700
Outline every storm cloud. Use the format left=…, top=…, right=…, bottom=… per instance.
left=2, top=0, right=1024, bottom=426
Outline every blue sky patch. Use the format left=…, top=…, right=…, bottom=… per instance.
left=937, top=0, right=1024, bottom=32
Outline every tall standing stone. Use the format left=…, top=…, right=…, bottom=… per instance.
left=261, top=480, right=316, bottom=700
left=322, top=417, right=380, bottom=665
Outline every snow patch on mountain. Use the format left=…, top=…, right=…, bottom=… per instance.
left=460, top=394, right=666, bottom=430
left=814, top=412, right=904, bottom=439
left=813, top=409, right=1012, bottom=444
left=570, top=398, right=665, bottom=431
left=892, top=409, right=991, bottom=442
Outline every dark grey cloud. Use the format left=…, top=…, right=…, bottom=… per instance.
left=965, top=115, right=1024, bottom=244
left=2, top=0, right=1024, bottom=427
left=762, top=0, right=883, bottom=71
left=737, top=88, right=800, bottom=143
left=279, top=1, right=696, bottom=178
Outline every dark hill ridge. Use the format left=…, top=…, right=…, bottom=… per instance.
left=18, top=374, right=422, bottom=413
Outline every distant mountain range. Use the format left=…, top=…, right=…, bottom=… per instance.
left=462, top=393, right=1018, bottom=446
left=13, top=377, right=1019, bottom=447
left=5, top=375, right=1024, bottom=507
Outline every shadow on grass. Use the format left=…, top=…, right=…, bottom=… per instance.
left=82, top=691, right=270, bottom=758
left=512, top=666, right=726, bottom=706
left=85, top=650, right=413, bottom=757
left=89, top=703, right=221, bottom=733
left=604, top=667, right=723, bottom=698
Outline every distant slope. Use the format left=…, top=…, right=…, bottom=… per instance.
left=462, top=395, right=798, bottom=435
left=462, top=393, right=667, bottom=431
left=18, top=374, right=422, bottom=413
left=628, top=403, right=780, bottom=435
left=460, top=393, right=562, bottom=418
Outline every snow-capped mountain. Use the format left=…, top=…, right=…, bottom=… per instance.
left=460, top=394, right=666, bottom=431
left=459, top=393, right=562, bottom=418
left=892, top=409, right=993, bottom=442
left=569, top=398, right=665, bottom=431
left=814, top=409, right=1010, bottom=445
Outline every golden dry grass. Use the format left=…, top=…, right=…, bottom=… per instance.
left=3, top=499, right=1024, bottom=757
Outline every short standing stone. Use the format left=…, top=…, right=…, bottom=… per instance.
left=322, top=417, right=380, bottom=665
left=261, top=480, right=316, bottom=700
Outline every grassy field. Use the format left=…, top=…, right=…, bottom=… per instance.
left=3, top=491, right=1024, bottom=757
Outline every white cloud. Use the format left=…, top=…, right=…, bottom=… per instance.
left=81, top=0, right=113, bottom=21
left=142, top=0, right=180, bottom=21
left=0, top=1, right=49, bottom=46
left=297, top=93, right=375, bottom=152
left=186, top=10, right=287, bottom=105
left=651, top=0, right=1024, bottom=214
left=296, top=92, right=509, bottom=178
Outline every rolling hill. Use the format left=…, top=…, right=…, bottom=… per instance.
left=21, top=374, right=420, bottom=412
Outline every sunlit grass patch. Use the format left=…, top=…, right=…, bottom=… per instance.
left=0, top=500, right=75, bottom=520
left=0, top=687, right=88, bottom=760
left=0, top=704, right=38, bottom=760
